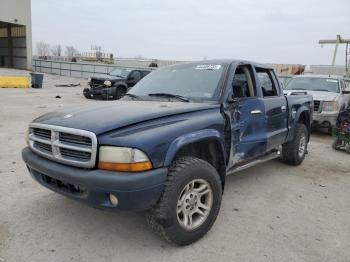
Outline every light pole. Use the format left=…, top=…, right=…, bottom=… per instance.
left=319, top=35, right=350, bottom=76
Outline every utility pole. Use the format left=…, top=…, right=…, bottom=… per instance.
left=319, top=35, right=350, bottom=76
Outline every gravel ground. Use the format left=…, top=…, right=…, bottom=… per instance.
left=0, top=72, right=349, bottom=262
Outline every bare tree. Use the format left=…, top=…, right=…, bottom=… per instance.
left=51, top=44, right=62, bottom=56
left=65, top=46, right=79, bottom=58
left=36, top=41, right=51, bottom=57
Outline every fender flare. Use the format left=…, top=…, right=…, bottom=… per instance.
left=287, top=105, right=311, bottom=141
left=164, top=129, right=225, bottom=166
left=294, top=105, right=310, bottom=124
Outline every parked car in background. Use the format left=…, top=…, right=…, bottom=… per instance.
left=345, top=77, right=350, bottom=89
left=83, top=68, right=152, bottom=100
left=278, top=75, right=293, bottom=88
left=22, top=60, right=312, bottom=245
left=284, top=75, right=350, bottom=132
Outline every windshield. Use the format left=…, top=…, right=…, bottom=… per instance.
left=285, top=77, right=340, bottom=93
left=108, top=68, right=131, bottom=77
left=278, top=76, right=292, bottom=85
left=127, top=63, right=227, bottom=101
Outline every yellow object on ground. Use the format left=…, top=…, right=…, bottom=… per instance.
left=0, top=76, right=30, bottom=88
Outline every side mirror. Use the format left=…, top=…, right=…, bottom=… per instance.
left=343, top=89, right=350, bottom=94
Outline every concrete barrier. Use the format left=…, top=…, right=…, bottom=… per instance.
left=0, top=76, right=30, bottom=88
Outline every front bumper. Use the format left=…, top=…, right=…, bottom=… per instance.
left=312, top=112, right=338, bottom=127
left=84, top=87, right=111, bottom=97
left=22, top=147, right=167, bottom=211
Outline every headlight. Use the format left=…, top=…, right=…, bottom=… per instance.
left=322, top=101, right=339, bottom=112
left=98, top=146, right=153, bottom=172
left=104, top=80, right=112, bottom=87
left=87, top=77, right=91, bottom=83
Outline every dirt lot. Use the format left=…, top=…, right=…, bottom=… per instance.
left=0, top=73, right=349, bottom=262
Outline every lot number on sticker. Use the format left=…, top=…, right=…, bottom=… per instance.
left=195, top=65, right=221, bottom=70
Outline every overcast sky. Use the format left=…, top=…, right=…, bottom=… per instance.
left=32, top=0, right=350, bottom=65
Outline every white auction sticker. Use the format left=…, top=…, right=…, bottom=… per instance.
left=195, top=65, right=221, bottom=70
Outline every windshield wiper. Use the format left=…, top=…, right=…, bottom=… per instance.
left=147, top=93, right=190, bottom=102
left=312, top=89, right=330, bottom=92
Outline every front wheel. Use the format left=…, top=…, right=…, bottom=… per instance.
left=281, top=123, right=308, bottom=165
left=147, top=157, right=222, bottom=246
left=113, top=86, right=126, bottom=99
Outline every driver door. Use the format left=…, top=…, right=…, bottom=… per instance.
left=229, top=65, right=267, bottom=165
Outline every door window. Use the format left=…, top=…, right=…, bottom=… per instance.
left=232, top=66, right=256, bottom=98
left=256, top=69, right=278, bottom=97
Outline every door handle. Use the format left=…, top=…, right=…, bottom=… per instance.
left=281, top=105, right=287, bottom=112
left=251, top=110, right=262, bottom=115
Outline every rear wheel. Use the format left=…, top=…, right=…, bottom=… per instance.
left=281, top=123, right=308, bottom=165
left=147, top=157, right=222, bottom=246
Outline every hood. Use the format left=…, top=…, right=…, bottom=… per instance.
left=91, top=74, right=124, bottom=81
left=284, top=90, right=340, bottom=101
left=33, top=101, right=219, bottom=135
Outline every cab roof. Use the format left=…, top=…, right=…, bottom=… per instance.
left=171, top=59, right=274, bottom=70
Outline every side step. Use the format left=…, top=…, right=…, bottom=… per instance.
left=227, top=150, right=281, bottom=175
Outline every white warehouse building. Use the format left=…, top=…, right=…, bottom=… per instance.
left=0, top=0, right=32, bottom=69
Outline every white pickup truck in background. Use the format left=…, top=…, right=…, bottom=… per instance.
left=284, top=75, right=350, bottom=132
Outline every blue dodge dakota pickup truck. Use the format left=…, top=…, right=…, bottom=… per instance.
left=22, top=60, right=313, bottom=245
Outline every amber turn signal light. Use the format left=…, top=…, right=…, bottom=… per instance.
left=98, top=161, right=153, bottom=172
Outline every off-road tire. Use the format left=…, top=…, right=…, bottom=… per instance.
left=281, top=123, right=308, bottom=165
left=147, top=157, right=222, bottom=246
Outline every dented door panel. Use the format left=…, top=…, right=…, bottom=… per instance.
left=229, top=97, right=267, bottom=165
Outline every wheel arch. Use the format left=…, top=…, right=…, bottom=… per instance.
left=164, top=129, right=226, bottom=188
left=296, top=109, right=311, bottom=140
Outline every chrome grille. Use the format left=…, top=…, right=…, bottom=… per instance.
left=90, top=79, right=104, bottom=88
left=313, top=100, right=321, bottom=112
left=59, top=132, right=92, bottom=147
left=34, top=141, right=52, bottom=153
left=28, top=123, right=97, bottom=168
left=33, top=128, right=51, bottom=139
left=60, top=148, right=91, bottom=161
